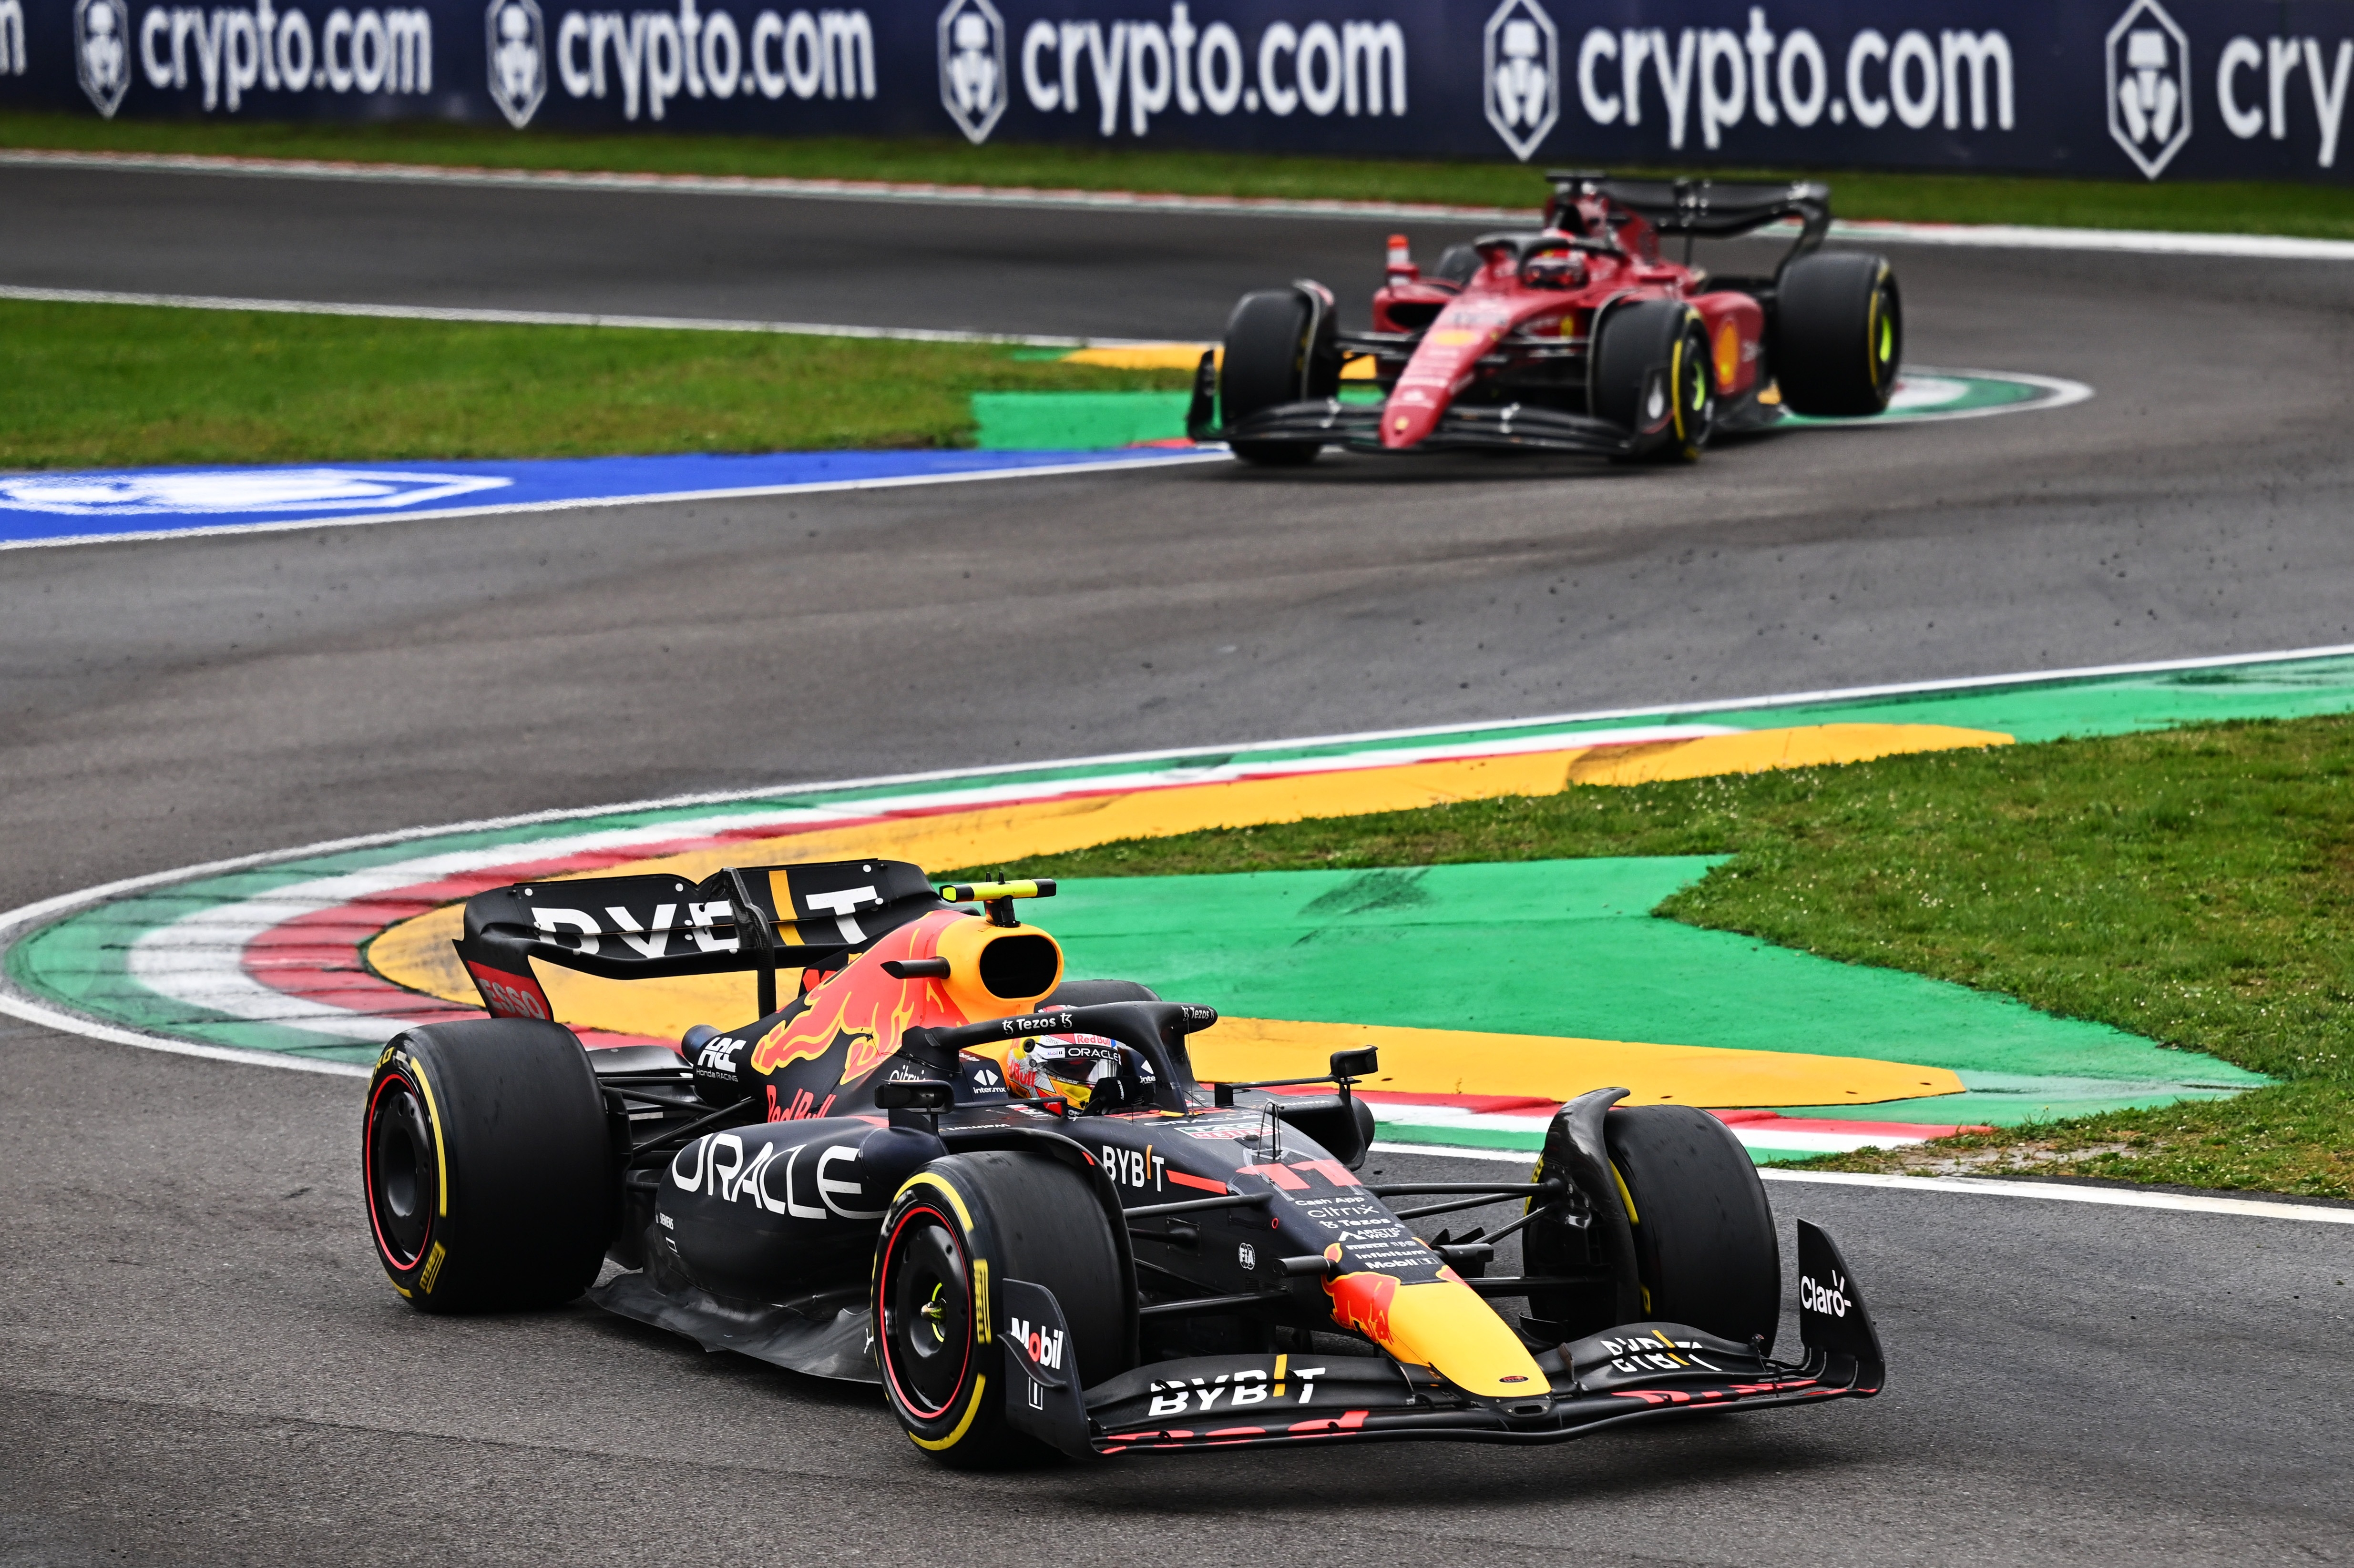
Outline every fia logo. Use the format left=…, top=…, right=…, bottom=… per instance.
left=485, top=0, right=547, bottom=128
left=2106, top=0, right=2192, bottom=179
left=936, top=0, right=1006, bottom=145
left=1483, top=0, right=1557, bottom=162
left=74, top=0, right=133, bottom=117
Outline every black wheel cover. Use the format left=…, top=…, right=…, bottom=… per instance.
left=365, top=1074, right=437, bottom=1270
left=879, top=1203, right=974, bottom=1422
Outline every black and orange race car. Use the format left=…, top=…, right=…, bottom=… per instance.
left=1188, top=170, right=1900, bottom=465
left=363, top=859, right=1883, bottom=1462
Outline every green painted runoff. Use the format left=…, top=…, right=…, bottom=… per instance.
left=1044, top=858, right=2264, bottom=1125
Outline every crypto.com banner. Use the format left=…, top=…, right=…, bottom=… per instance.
left=3, top=0, right=2351, bottom=182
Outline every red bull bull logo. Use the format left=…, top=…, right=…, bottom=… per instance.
left=1321, top=1244, right=1401, bottom=1342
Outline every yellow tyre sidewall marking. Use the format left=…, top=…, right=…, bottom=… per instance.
left=908, top=1376, right=989, bottom=1451
left=887, top=1169, right=995, bottom=1448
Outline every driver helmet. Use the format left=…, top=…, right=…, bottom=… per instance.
left=1004, top=1031, right=1155, bottom=1112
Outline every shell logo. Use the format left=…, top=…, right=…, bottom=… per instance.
left=1713, top=321, right=1742, bottom=391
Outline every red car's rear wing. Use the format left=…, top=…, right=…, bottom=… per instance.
left=1545, top=171, right=1832, bottom=260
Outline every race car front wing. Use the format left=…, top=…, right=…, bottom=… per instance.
left=1184, top=352, right=1638, bottom=458
left=1000, top=1220, right=1886, bottom=1457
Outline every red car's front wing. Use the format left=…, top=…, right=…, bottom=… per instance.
left=1193, top=394, right=1642, bottom=458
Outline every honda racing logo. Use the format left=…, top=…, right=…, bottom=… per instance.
left=937, top=0, right=1004, bottom=143
left=75, top=0, right=134, bottom=114
left=1484, top=0, right=1557, bottom=162
left=2107, top=0, right=2190, bottom=179
left=486, top=0, right=546, bottom=124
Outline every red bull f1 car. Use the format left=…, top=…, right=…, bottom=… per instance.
left=1187, top=171, right=1901, bottom=465
left=364, top=860, right=1884, bottom=1463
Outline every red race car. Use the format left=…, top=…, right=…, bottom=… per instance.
left=1187, top=172, right=1900, bottom=466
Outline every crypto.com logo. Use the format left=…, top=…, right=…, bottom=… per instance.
left=1484, top=0, right=1556, bottom=162
left=2107, top=0, right=2191, bottom=178
left=938, top=0, right=1005, bottom=143
left=485, top=0, right=547, bottom=126
left=75, top=0, right=134, bottom=117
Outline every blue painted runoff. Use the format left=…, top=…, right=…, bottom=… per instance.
left=0, top=448, right=1212, bottom=546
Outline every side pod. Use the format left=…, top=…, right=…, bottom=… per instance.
left=1796, top=1220, right=1886, bottom=1395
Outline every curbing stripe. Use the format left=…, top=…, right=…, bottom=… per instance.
left=11, top=641, right=2354, bottom=1092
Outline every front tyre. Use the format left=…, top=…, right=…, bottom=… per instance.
left=1773, top=251, right=1901, bottom=416
left=1218, top=285, right=1337, bottom=468
left=1606, top=1105, right=1781, bottom=1350
left=1592, top=299, right=1714, bottom=462
left=364, top=1019, right=616, bottom=1313
left=875, top=1151, right=1132, bottom=1466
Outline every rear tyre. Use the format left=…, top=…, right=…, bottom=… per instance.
left=875, top=1151, right=1132, bottom=1466
left=1591, top=299, right=1714, bottom=461
left=1605, top=1105, right=1781, bottom=1351
left=1773, top=251, right=1901, bottom=416
left=1219, top=286, right=1337, bottom=468
left=363, top=1019, right=616, bottom=1313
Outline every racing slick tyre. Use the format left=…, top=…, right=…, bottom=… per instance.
left=363, top=1019, right=616, bottom=1313
left=1772, top=251, right=1901, bottom=416
left=1592, top=299, right=1715, bottom=462
left=875, top=1151, right=1132, bottom=1466
left=1219, top=285, right=1339, bottom=468
left=1607, top=1105, right=1781, bottom=1351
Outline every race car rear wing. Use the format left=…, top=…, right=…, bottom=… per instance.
left=1545, top=170, right=1832, bottom=261
left=453, top=857, right=948, bottom=1023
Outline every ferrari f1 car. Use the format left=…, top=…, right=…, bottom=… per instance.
left=364, top=859, right=1883, bottom=1462
left=1187, top=171, right=1901, bottom=465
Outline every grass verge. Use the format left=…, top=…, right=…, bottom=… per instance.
left=0, top=299, right=1194, bottom=468
left=9, top=112, right=2354, bottom=239
left=945, top=716, right=2354, bottom=1199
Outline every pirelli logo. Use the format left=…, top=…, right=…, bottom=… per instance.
left=420, top=1241, right=448, bottom=1293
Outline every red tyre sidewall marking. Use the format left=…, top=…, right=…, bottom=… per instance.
left=364, top=1068, right=430, bottom=1272
left=879, top=1201, right=971, bottom=1424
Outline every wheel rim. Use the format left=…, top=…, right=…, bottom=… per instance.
left=880, top=1207, right=972, bottom=1421
left=365, top=1076, right=436, bottom=1268
left=1673, top=321, right=1715, bottom=448
left=1868, top=277, right=1898, bottom=394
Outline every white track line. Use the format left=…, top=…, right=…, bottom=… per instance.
left=0, top=283, right=1169, bottom=348
left=7, top=148, right=2354, bottom=260
left=1372, top=1143, right=2354, bottom=1224
left=1760, top=1167, right=2354, bottom=1223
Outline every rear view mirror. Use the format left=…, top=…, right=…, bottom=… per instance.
left=1329, top=1047, right=1379, bottom=1081
left=874, top=1079, right=955, bottom=1111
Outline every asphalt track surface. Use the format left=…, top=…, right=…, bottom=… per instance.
left=5, top=166, right=2354, bottom=1566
